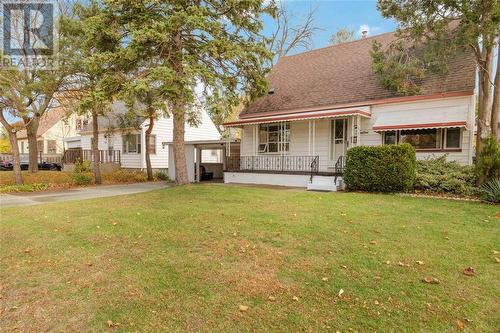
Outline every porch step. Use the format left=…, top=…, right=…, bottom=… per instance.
left=307, top=176, right=340, bottom=192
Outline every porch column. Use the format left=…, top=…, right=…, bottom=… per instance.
left=195, top=147, right=202, bottom=182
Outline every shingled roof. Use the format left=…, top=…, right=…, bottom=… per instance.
left=241, top=32, right=476, bottom=117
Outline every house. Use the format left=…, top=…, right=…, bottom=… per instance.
left=223, top=32, right=476, bottom=191
left=74, top=101, right=221, bottom=171
left=16, top=106, right=80, bottom=155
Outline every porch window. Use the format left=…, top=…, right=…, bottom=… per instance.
left=123, top=134, right=141, bottom=154
left=258, top=122, right=290, bottom=154
left=383, top=131, right=397, bottom=145
left=47, top=140, right=57, bottom=154
left=37, top=140, right=44, bottom=153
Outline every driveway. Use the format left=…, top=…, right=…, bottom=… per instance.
left=0, top=182, right=170, bottom=208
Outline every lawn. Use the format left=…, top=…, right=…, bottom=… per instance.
left=0, top=184, right=498, bottom=332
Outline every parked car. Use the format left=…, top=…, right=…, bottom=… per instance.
left=0, top=158, right=61, bottom=171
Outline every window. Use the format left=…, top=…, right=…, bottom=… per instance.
left=123, top=134, right=141, bottom=154
left=444, top=128, right=461, bottom=148
left=147, top=135, right=156, bottom=154
left=383, top=131, right=397, bottom=145
left=258, top=122, right=290, bottom=154
left=47, top=140, right=57, bottom=154
left=37, top=140, right=44, bottom=153
left=399, top=129, right=440, bottom=149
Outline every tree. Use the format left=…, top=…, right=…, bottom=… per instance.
left=108, top=0, right=273, bottom=185
left=0, top=107, right=23, bottom=184
left=330, top=27, right=356, bottom=45
left=65, top=1, right=123, bottom=184
left=373, top=0, right=500, bottom=154
left=268, top=2, right=322, bottom=63
left=0, top=3, right=74, bottom=173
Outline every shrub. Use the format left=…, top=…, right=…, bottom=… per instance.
left=480, top=178, right=500, bottom=203
left=0, top=171, right=72, bottom=186
left=74, top=159, right=92, bottom=174
left=72, top=172, right=93, bottom=185
left=154, top=169, right=169, bottom=181
left=344, top=143, right=416, bottom=192
left=0, top=183, right=48, bottom=193
left=101, top=169, right=148, bottom=184
left=414, top=156, right=478, bottom=196
left=475, top=136, right=500, bottom=184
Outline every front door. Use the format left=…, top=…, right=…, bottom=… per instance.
left=331, top=118, right=348, bottom=164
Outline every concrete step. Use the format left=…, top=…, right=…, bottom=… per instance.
left=307, top=183, right=338, bottom=192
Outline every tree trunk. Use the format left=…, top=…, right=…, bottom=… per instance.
left=7, top=129, right=23, bottom=185
left=25, top=117, right=40, bottom=173
left=475, top=41, right=495, bottom=154
left=0, top=113, right=23, bottom=185
left=145, top=109, right=154, bottom=181
left=173, top=104, right=189, bottom=184
left=491, top=50, right=500, bottom=141
left=92, top=110, right=102, bottom=184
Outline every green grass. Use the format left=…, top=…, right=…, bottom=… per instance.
left=0, top=184, right=498, bottom=332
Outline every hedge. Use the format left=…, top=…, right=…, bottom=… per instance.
left=344, top=143, right=416, bottom=192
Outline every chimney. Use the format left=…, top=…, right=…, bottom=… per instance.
left=361, top=30, right=368, bottom=39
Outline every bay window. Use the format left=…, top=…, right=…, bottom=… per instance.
left=383, top=128, right=462, bottom=150
left=258, top=122, right=290, bottom=154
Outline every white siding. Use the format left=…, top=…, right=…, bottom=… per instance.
left=360, top=95, right=474, bottom=165
left=79, top=108, right=220, bottom=169
left=238, top=95, right=475, bottom=170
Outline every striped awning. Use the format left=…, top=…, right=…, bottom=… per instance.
left=224, top=107, right=371, bottom=127
left=372, top=106, right=468, bottom=131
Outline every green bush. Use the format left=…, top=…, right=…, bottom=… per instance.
left=414, top=156, right=478, bottom=196
left=0, top=183, right=48, bottom=193
left=72, top=172, right=93, bottom=185
left=154, top=169, right=169, bottom=181
left=480, top=178, right=500, bottom=203
left=74, top=159, right=92, bottom=174
left=475, top=136, right=500, bottom=184
left=101, top=169, right=148, bottom=184
left=344, top=143, right=416, bottom=192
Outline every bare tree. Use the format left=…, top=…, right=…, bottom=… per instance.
left=268, top=2, right=322, bottom=64
left=330, top=27, right=356, bottom=45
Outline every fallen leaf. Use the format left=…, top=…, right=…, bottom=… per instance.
left=398, top=261, right=409, bottom=267
left=338, top=289, right=344, bottom=297
left=463, top=267, right=475, bottom=276
left=238, top=305, right=249, bottom=312
left=268, top=296, right=276, bottom=302
left=340, top=212, right=346, bottom=217
left=112, top=222, right=117, bottom=226
left=495, top=257, right=500, bottom=263
left=374, top=300, right=379, bottom=305
left=493, top=250, right=499, bottom=255
left=292, top=296, right=299, bottom=302
left=370, top=240, right=378, bottom=245
left=341, top=265, right=347, bottom=269
left=106, top=320, right=119, bottom=328
left=384, top=260, right=391, bottom=265
left=416, top=260, right=424, bottom=265
left=456, top=320, right=465, bottom=329
left=422, top=277, right=440, bottom=284
left=322, top=277, right=329, bottom=281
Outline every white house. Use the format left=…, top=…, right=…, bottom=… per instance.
left=76, top=101, right=221, bottom=170
left=16, top=106, right=80, bottom=155
left=223, top=32, right=476, bottom=191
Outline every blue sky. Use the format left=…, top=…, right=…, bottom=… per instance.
left=262, top=0, right=397, bottom=55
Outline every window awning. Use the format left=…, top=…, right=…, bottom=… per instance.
left=372, top=106, right=468, bottom=131
left=224, top=107, right=371, bottom=127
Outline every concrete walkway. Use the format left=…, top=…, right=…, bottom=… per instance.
left=0, top=182, right=170, bottom=208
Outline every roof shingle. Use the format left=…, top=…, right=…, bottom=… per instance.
left=241, top=32, right=476, bottom=117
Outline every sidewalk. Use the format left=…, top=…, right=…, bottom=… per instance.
left=0, top=182, right=170, bottom=208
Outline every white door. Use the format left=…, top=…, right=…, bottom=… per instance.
left=331, top=118, right=348, bottom=164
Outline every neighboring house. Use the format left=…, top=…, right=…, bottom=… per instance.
left=16, top=106, right=79, bottom=155
left=223, top=32, right=476, bottom=191
left=75, top=101, right=221, bottom=170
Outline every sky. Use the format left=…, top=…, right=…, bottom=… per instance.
left=262, top=0, right=398, bottom=55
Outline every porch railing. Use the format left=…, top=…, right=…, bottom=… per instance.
left=226, top=155, right=319, bottom=173
left=63, top=149, right=121, bottom=165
